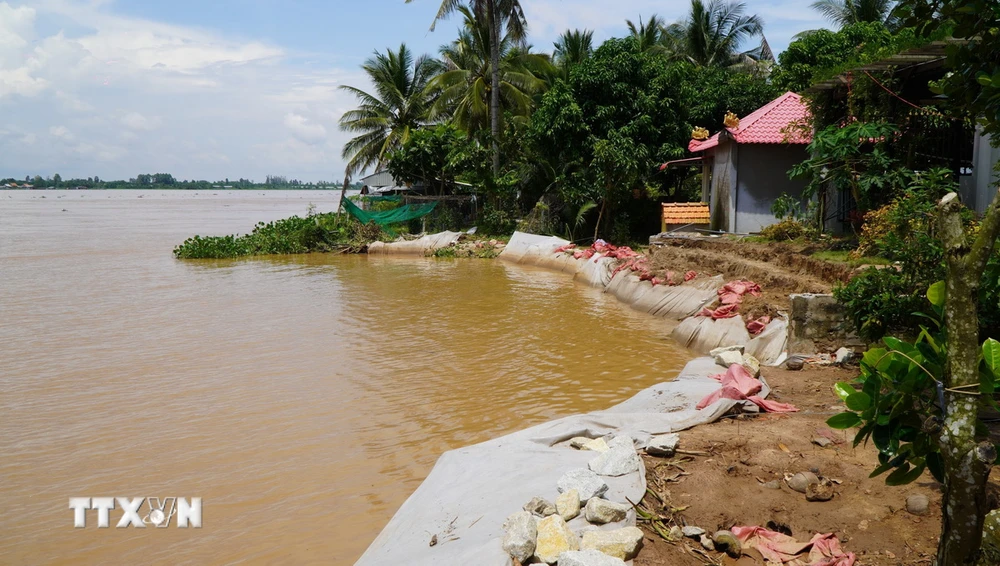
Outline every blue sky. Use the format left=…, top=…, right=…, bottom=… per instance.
left=0, top=0, right=829, bottom=182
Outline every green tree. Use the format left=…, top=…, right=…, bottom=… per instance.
left=811, top=0, right=899, bottom=29
left=386, top=124, right=468, bottom=194
left=771, top=22, right=897, bottom=92
left=52, top=173, right=61, bottom=187
left=553, top=29, right=594, bottom=72
left=625, top=14, right=669, bottom=54
left=338, top=44, right=441, bottom=178
left=409, top=0, right=528, bottom=176
left=663, top=0, right=765, bottom=67
left=826, top=2, right=1000, bottom=563
left=427, top=6, right=550, bottom=135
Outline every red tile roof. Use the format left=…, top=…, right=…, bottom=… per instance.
left=662, top=202, right=710, bottom=224
left=688, top=92, right=812, bottom=153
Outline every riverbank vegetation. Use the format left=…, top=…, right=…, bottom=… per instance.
left=2, top=173, right=355, bottom=191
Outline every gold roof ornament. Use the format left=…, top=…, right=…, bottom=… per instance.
left=691, top=126, right=710, bottom=140
left=723, top=111, right=740, bottom=129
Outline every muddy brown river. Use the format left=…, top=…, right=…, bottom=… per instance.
left=0, top=190, right=691, bottom=564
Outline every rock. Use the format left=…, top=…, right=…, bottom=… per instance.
left=588, top=436, right=641, bottom=477
left=700, top=534, right=715, bottom=551
left=557, top=549, right=627, bottom=566
left=682, top=526, right=705, bottom=538
left=786, top=472, right=820, bottom=494
left=710, top=345, right=745, bottom=357
left=581, top=437, right=610, bottom=452
left=786, top=358, right=804, bottom=371
left=584, top=498, right=630, bottom=524
left=741, top=353, right=762, bottom=378
left=806, top=482, right=835, bottom=502
left=906, top=494, right=930, bottom=516
left=646, top=433, right=680, bottom=457
left=525, top=496, right=557, bottom=517
left=558, top=468, right=609, bottom=502
left=761, top=480, right=781, bottom=490
left=811, top=437, right=833, bottom=448
left=714, top=349, right=745, bottom=368
left=570, top=437, right=594, bottom=449
left=982, top=509, right=1000, bottom=564
left=556, top=489, right=581, bottom=521
left=534, top=515, right=580, bottom=564
left=580, top=527, right=644, bottom=561
left=668, top=525, right=682, bottom=541
left=502, top=511, right=537, bottom=563
left=834, top=347, right=853, bottom=365
left=713, top=530, right=742, bottom=558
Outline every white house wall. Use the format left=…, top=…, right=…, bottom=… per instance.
left=734, top=145, right=810, bottom=233
left=972, top=128, right=1000, bottom=214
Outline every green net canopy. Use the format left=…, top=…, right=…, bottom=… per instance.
left=342, top=198, right=437, bottom=226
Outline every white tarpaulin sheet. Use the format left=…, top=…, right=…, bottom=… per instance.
left=356, top=358, right=769, bottom=565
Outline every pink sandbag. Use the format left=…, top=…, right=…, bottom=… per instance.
left=731, top=526, right=855, bottom=566
left=747, top=315, right=771, bottom=335
left=697, top=365, right=799, bottom=413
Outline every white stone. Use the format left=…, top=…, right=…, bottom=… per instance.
left=646, top=433, right=680, bottom=457
left=786, top=472, right=820, bottom=494
left=580, top=527, right=644, bottom=560
left=581, top=437, right=610, bottom=452
left=835, top=347, right=853, bottom=365
left=741, top=353, right=761, bottom=377
left=906, top=494, right=930, bottom=516
left=557, top=549, right=627, bottom=566
left=588, top=436, right=641, bottom=477
left=558, top=468, right=609, bottom=502
left=534, top=515, right=580, bottom=564
left=709, top=344, right=745, bottom=357
left=570, top=437, right=593, bottom=449
left=682, top=525, right=705, bottom=538
left=524, top=496, right=557, bottom=517
left=714, top=349, right=744, bottom=368
left=556, top=489, right=581, bottom=521
left=584, top=498, right=631, bottom=524
left=502, top=510, right=537, bottom=563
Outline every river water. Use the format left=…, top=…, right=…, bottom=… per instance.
left=0, top=190, right=690, bottom=564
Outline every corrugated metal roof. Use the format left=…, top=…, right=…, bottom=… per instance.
left=662, top=202, right=710, bottom=224
left=688, top=92, right=812, bottom=152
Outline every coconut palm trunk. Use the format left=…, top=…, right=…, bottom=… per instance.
left=488, top=0, right=501, bottom=176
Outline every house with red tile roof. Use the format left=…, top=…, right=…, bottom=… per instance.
left=668, top=92, right=813, bottom=233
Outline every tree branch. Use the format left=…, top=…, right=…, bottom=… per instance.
left=969, top=186, right=1000, bottom=275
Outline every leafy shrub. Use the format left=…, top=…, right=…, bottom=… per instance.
left=838, top=169, right=999, bottom=342
left=759, top=218, right=807, bottom=241
left=480, top=203, right=518, bottom=236
left=770, top=192, right=802, bottom=221
left=173, top=212, right=359, bottom=258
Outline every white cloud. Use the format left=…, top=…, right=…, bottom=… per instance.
left=122, top=111, right=162, bottom=131
left=283, top=112, right=327, bottom=144
left=49, top=125, right=73, bottom=140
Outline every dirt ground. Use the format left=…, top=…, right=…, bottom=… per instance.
left=647, top=236, right=855, bottom=314
left=633, top=364, right=1000, bottom=566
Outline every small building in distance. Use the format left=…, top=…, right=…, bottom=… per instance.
left=685, top=91, right=812, bottom=234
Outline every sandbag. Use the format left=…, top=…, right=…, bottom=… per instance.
left=606, top=273, right=723, bottom=319
left=368, top=231, right=464, bottom=256
left=746, top=317, right=789, bottom=365
left=671, top=315, right=753, bottom=355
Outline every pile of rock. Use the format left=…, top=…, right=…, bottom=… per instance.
left=710, top=344, right=761, bottom=377
left=501, top=435, right=645, bottom=565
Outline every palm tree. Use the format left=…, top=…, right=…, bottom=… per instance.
left=663, top=0, right=765, bottom=67
left=810, top=0, right=898, bottom=28
left=407, top=0, right=528, bottom=176
left=553, top=29, right=593, bottom=71
left=626, top=14, right=669, bottom=54
left=338, top=44, right=441, bottom=178
left=428, top=6, right=550, bottom=134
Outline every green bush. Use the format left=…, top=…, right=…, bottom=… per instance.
left=173, top=212, right=355, bottom=259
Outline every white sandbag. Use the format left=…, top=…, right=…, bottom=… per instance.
left=356, top=357, right=758, bottom=566
left=575, top=254, right=616, bottom=288
left=368, top=231, right=464, bottom=256
left=498, top=231, right=569, bottom=264
left=670, top=315, right=753, bottom=354
left=746, top=316, right=789, bottom=365
left=606, top=273, right=723, bottom=319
